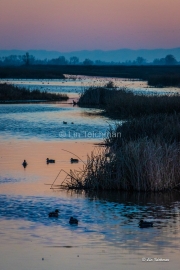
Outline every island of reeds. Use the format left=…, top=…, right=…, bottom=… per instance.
left=60, top=82, right=180, bottom=192
left=0, top=83, right=68, bottom=103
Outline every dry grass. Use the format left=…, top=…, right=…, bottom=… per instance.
left=105, top=113, right=180, bottom=146
left=61, top=113, right=180, bottom=192
left=78, top=84, right=180, bottom=118
left=61, top=139, right=180, bottom=192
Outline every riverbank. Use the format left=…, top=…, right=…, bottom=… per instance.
left=1, top=65, right=180, bottom=87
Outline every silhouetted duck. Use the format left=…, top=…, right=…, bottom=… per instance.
left=69, top=217, right=78, bottom=225
left=139, top=220, right=153, bottom=228
left=70, top=158, right=79, bottom=163
left=22, top=160, right=27, bottom=168
left=63, top=121, right=67, bottom=124
left=46, top=158, right=55, bottom=164
left=73, top=100, right=77, bottom=106
left=48, top=209, right=59, bottom=218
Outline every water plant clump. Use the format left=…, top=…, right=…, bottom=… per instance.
left=61, top=113, right=180, bottom=192
left=0, top=83, right=68, bottom=102
left=78, top=85, right=180, bottom=118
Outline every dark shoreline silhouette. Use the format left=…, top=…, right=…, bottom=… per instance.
left=1, top=65, right=180, bottom=86
left=0, top=83, right=68, bottom=102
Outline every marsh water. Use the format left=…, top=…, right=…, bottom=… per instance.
left=0, top=76, right=180, bottom=270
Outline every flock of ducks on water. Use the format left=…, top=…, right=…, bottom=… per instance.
left=47, top=210, right=153, bottom=227
left=22, top=157, right=79, bottom=167
left=48, top=209, right=78, bottom=225
left=21, top=162, right=154, bottom=228
left=63, top=121, right=74, bottom=124
left=21, top=161, right=153, bottom=228
left=22, top=161, right=154, bottom=228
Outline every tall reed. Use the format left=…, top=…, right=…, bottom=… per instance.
left=78, top=85, right=180, bottom=118
left=62, top=113, right=180, bottom=192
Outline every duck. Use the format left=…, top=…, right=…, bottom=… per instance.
left=22, top=160, right=27, bottom=167
left=70, top=158, right=79, bottom=163
left=139, top=220, right=153, bottom=228
left=48, top=209, right=59, bottom=218
left=69, top=217, right=78, bottom=225
left=73, top=100, right=77, bottom=106
left=46, top=158, right=55, bottom=164
left=63, top=121, right=67, bottom=124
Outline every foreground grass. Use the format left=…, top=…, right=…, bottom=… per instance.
left=0, top=83, right=68, bottom=102
left=61, top=113, right=180, bottom=192
left=78, top=84, right=180, bottom=118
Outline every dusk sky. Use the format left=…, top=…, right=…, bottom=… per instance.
left=1, top=0, right=180, bottom=51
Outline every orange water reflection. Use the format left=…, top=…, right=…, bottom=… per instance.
left=0, top=140, right=98, bottom=196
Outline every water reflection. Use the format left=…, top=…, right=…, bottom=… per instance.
left=0, top=103, right=111, bottom=141
left=0, top=190, right=180, bottom=253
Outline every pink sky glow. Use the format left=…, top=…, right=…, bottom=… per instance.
left=0, top=0, right=180, bottom=51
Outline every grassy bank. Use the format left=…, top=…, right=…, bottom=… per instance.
left=78, top=84, right=180, bottom=118
left=61, top=113, right=180, bottom=192
left=0, top=83, right=68, bottom=102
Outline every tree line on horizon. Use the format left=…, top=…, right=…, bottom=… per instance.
left=0, top=52, right=179, bottom=66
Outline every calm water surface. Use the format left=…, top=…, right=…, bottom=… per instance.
left=0, top=77, right=180, bottom=269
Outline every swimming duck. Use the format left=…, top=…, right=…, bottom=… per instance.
left=69, top=217, right=78, bottom=225
left=70, top=158, right=79, bottom=163
left=22, top=160, right=27, bottom=167
left=48, top=209, right=59, bottom=218
left=139, top=220, right=153, bottom=228
left=63, top=121, right=67, bottom=124
left=46, top=158, right=55, bottom=164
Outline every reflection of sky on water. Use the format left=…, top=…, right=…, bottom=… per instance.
left=0, top=103, right=114, bottom=141
left=1, top=76, right=180, bottom=96
left=0, top=191, right=180, bottom=252
left=1, top=77, right=180, bottom=269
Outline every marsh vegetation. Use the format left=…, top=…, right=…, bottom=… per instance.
left=62, top=113, right=180, bottom=192
left=0, top=83, right=68, bottom=102
left=61, top=83, right=180, bottom=192
left=1, top=65, right=180, bottom=86
left=78, top=83, right=180, bottom=118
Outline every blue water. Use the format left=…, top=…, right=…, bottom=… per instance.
left=0, top=192, right=180, bottom=251
left=0, top=103, right=114, bottom=141
left=1, top=78, right=180, bottom=269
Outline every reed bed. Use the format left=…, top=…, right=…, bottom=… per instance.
left=105, top=113, right=180, bottom=146
left=0, top=83, right=68, bottom=101
left=78, top=85, right=180, bottom=118
left=62, top=138, right=180, bottom=192
left=62, top=113, right=180, bottom=192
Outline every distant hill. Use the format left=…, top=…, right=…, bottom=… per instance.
left=1, top=48, right=180, bottom=62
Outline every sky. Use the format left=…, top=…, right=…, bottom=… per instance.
left=0, top=0, right=180, bottom=52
